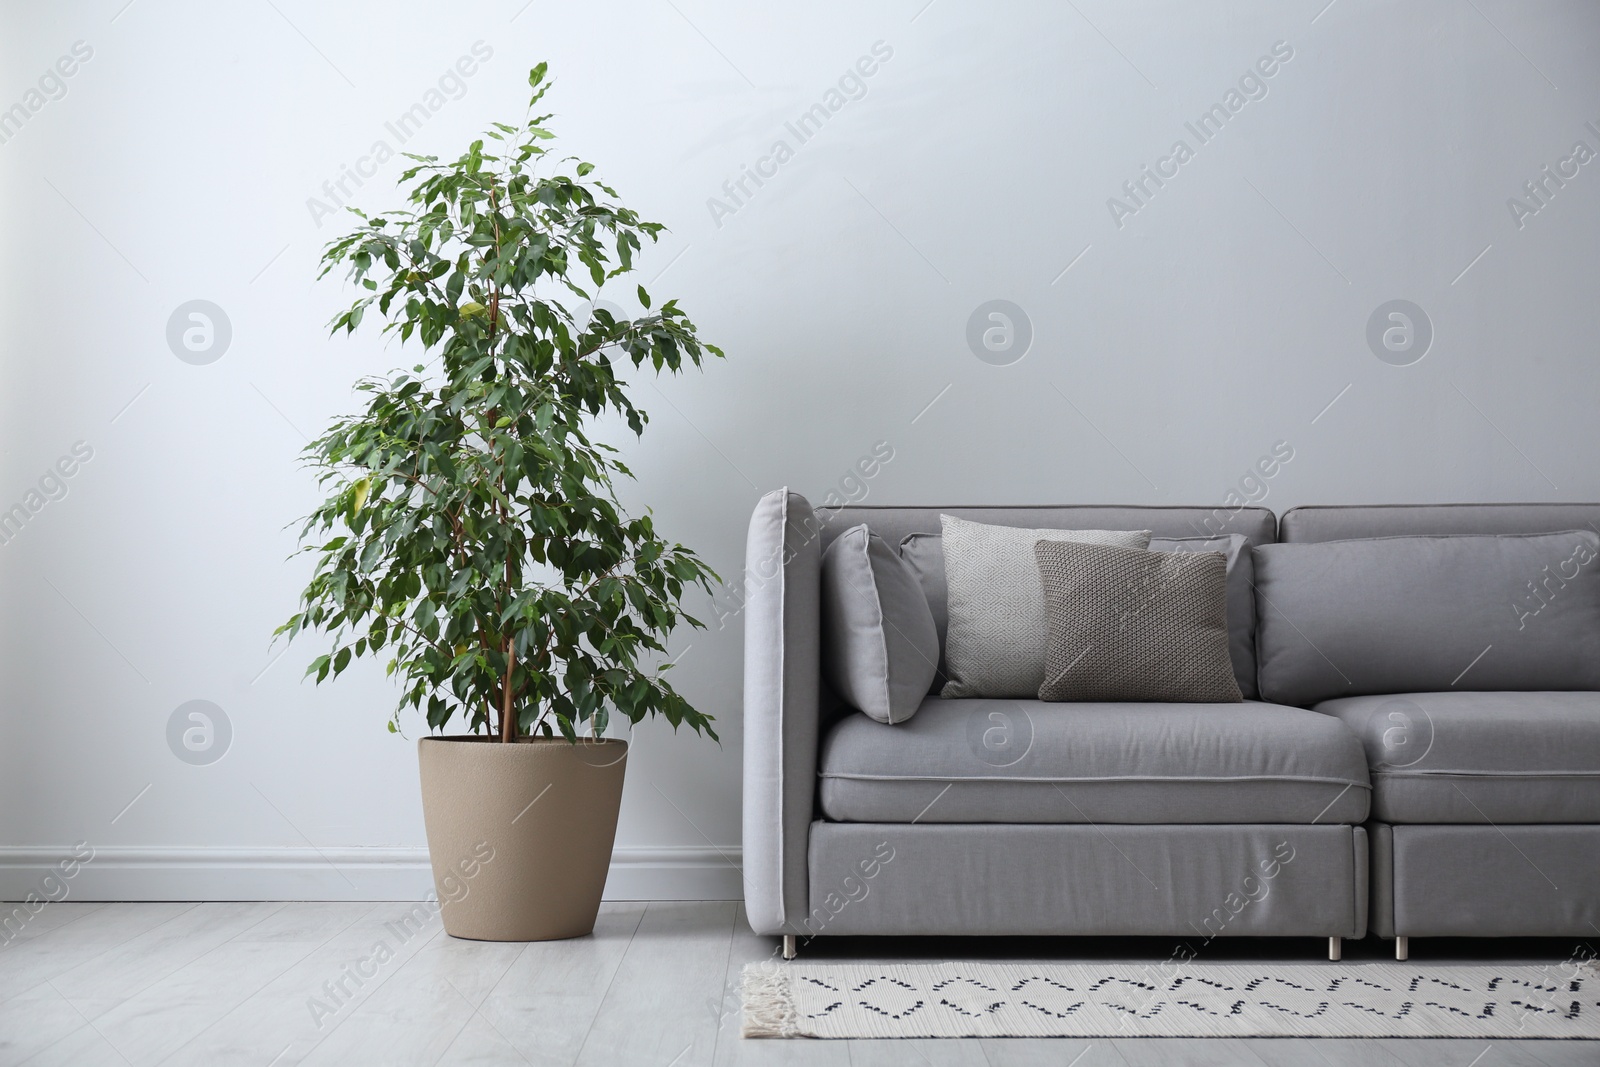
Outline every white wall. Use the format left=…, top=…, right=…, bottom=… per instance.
left=2, top=0, right=1598, bottom=900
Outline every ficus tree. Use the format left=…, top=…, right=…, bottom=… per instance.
left=277, top=64, right=722, bottom=744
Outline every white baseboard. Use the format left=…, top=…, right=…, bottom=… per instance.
left=0, top=845, right=743, bottom=902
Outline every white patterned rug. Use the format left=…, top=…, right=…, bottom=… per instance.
left=741, top=961, right=1600, bottom=1039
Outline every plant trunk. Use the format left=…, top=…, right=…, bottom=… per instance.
left=500, top=643, right=516, bottom=743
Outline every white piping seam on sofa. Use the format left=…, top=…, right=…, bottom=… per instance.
left=818, top=772, right=1372, bottom=787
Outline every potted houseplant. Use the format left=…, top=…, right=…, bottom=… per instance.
left=278, top=64, right=722, bottom=941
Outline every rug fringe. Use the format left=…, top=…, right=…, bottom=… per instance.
left=741, top=961, right=798, bottom=1038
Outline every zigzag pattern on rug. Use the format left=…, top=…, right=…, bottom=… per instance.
left=742, top=961, right=1600, bottom=1040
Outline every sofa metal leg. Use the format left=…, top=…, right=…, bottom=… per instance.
left=1328, top=936, right=1341, bottom=961
left=1395, top=936, right=1409, bottom=961
left=782, top=934, right=797, bottom=960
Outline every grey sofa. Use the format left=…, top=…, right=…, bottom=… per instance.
left=741, top=493, right=1600, bottom=960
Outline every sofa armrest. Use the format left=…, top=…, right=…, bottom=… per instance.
left=742, top=488, right=823, bottom=935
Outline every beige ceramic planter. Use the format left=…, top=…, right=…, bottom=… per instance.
left=418, top=735, right=627, bottom=941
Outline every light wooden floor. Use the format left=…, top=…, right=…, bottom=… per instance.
left=0, top=901, right=1593, bottom=1066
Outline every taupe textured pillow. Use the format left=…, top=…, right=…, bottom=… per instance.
left=821, top=525, right=940, bottom=723
left=1035, top=539, right=1242, bottom=703
left=940, top=515, right=1150, bottom=698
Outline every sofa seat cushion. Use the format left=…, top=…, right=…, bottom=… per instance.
left=1315, top=692, right=1600, bottom=824
left=818, top=698, right=1370, bottom=824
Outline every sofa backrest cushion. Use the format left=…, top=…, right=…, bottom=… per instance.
left=1254, top=531, right=1600, bottom=706
left=821, top=507, right=1273, bottom=698
left=1280, top=503, right=1600, bottom=543
left=817, top=505, right=1276, bottom=554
